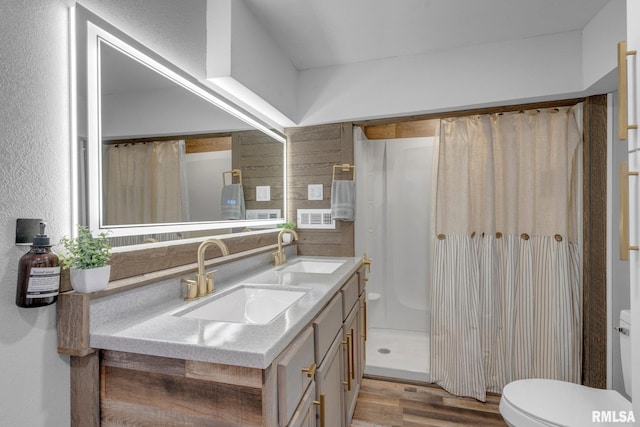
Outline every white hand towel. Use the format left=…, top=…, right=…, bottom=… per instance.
left=331, top=180, right=355, bottom=221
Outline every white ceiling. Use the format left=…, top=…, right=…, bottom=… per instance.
left=244, top=0, right=612, bottom=71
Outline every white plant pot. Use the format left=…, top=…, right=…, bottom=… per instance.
left=70, top=265, right=111, bottom=293
left=282, top=233, right=293, bottom=243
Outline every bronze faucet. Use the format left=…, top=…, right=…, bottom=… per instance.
left=182, top=239, right=229, bottom=300
left=274, top=229, right=298, bottom=266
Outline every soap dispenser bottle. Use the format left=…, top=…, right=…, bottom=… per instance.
left=15, top=222, right=61, bottom=308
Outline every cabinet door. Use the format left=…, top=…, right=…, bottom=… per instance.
left=313, top=293, right=343, bottom=366
left=278, top=327, right=315, bottom=427
left=315, top=332, right=344, bottom=427
left=287, top=381, right=316, bottom=427
left=343, top=302, right=360, bottom=427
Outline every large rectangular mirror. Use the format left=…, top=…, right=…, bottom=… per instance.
left=72, top=5, right=286, bottom=247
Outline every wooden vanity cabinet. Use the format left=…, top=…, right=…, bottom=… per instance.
left=71, top=264, right=366, bottom=427
left=99, top=350, right=267, bottom=426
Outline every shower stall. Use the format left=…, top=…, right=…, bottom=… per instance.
left=354, top=127, right=434, bottom=383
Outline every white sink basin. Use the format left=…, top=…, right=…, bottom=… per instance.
left=174, top=286, right=308, bottom=325
left=279, top=259, right=345, bottom=274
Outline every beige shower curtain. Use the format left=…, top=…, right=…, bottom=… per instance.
left=430, top=105, right=582, bottom=401
left=103, top=140, right=187, bottom=225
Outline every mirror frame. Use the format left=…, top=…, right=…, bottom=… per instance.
left=71, top=4, right=287, bottom=239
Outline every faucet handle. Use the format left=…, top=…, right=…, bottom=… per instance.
left=205, top=270, right=218, bottom=294
left=181, top=279, right=198, bottom=301
left=273, top=250, right=284, bottom=266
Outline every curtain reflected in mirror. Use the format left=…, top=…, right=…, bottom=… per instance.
left=103, top=140, right=189, bottom=225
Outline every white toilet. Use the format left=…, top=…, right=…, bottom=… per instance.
left=500, top=310, right=633, bottom=426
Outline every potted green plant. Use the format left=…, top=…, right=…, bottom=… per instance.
left=277, top=221, right=297, bottom=243
left=59, top=225, right=112, bottom=293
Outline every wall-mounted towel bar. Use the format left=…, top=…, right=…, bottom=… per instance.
left=332, top=163, right=355, bottom=181
left=222, top=169, right=243, bottom=186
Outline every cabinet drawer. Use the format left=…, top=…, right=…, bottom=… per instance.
left=313, top=293, right=343, bottom=365
left=278, top=327, right=315, bottom=427
left=340, top=274, right=359, bottom=320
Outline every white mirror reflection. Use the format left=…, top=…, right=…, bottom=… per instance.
left=76, top=6, right=286, bottom=247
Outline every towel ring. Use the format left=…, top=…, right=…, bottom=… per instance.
left=222, top=169, right=242, bottom=186
left=332, top=164, right=355, bottom=181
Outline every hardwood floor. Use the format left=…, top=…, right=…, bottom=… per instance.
left=351, top=378, right=508, bottom=427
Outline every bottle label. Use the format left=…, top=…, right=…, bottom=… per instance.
left=26, top=267, right=61, bottom=298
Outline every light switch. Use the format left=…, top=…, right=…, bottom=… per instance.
left=308, top=184, right=323, bottom=200
left=256, top=186, right=271, bottom=201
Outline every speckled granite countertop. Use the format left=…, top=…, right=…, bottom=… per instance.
left=89, top=253, right=362, bottom=369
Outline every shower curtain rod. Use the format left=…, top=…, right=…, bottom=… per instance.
left=353, top=97, right=584, bottom=128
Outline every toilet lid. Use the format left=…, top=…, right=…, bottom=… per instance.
left=502, top=379, right=632, bottom=427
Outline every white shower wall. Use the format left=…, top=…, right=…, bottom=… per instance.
left=354, top=128, right=434, bottom=334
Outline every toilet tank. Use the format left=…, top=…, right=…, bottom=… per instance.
left=619, top=309, right=632, bottom=397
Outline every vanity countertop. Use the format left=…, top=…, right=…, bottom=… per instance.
left=89, top=256, right=363, bottom=369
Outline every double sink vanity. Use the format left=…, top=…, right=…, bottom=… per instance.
left=58, top=241, right=368, bottom=427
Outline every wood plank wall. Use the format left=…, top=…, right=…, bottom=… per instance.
left=285, top=123, right=355, bottom=257
left=232, top=130, right=284, bottom=213
left=58, top=231, right=281, bottom=293
left=582, top=95, right=607, bottom=389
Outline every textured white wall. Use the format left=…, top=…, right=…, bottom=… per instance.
left=0, top=1, right=73, bottom=425
left=81, top=0, right=207, bottom=79
left=0, top=1, right=205, bottom=425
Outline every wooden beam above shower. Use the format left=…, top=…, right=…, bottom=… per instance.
left=361, top=119, right=438, bottom=140
left=355, top=97, right=587, bottom=141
